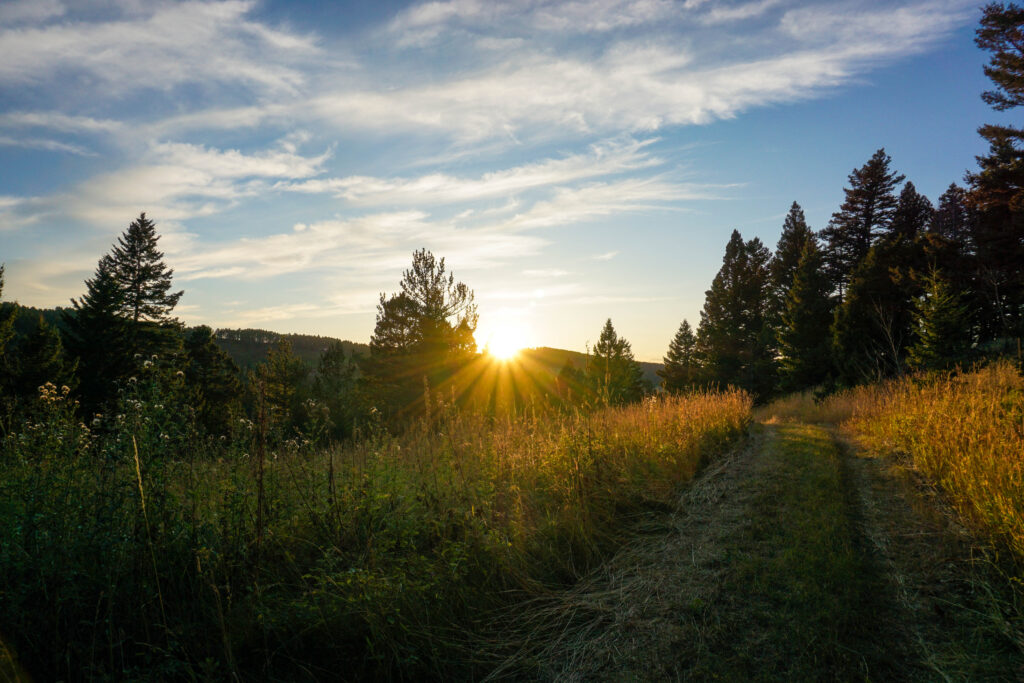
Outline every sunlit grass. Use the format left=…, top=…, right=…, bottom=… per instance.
left=0, top=386, right=751, bottom=680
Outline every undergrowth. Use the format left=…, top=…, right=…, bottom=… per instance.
left=0, top=374, right=749, bottom=681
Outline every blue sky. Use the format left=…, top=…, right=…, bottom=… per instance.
left=0, top=0, right=1002, bottom=360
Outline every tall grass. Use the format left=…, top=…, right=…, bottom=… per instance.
left=760, top=362, right=1024, bottom=565
left=0, top=385, right=749, bottom=680
left=841, top=362, right=1024, bottom=562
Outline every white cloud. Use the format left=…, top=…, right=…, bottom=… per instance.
left=0, top=0, right=65, bottom=25
left=593, top=251, right=619, bottom=261
left=280, top=137, right=660, bottom=205
left=0, top=1, right=319, bottom=95
left=0, top=136, right=94, bottom=156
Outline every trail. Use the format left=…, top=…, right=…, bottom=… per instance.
left=489, top=422, right=1023, bottom=681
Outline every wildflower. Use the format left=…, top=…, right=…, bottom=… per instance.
left=175, top=370, right=185, bottom=378
left=143, top=360, right=153, bottom=368
left=128, top=377, right=137, bottom=384
left=134, top=353, right=142, bottom=359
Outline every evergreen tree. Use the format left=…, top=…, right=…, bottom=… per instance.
left=967, top=3, right=1024, bottom=343
left=820, top=149, right=905, bottom=298
left=109, top=213, right=184, bottom=357
left=13, top=315, right=77, bottom=400
left=889, top=181, right=934, bottom=240
left=253, top=339, right=309, bottom=437
left=0, top=266, right=18, bottom=412
left=364, top=249, right=477, bottom=419
left=777, top=241, right=834, bottom=391
left=907, top=268, right=972, bottom=371
left=931, top=183, right=972, bottom=246
left=313, top=340, right=360, bottom=440
left=556, top=358, right=589, bottom=407
left=658, top=319, right=700, bottom=393
left=832, top=239, right=919, bottom=383
left=768, top=202, right=816, bottom=331
left=62, top=256, right=132, bottom=412
left=586, top=319, right=646, bottom=405
left=183, top=325, right=241, bottom=436
left=696, top=230, right=775, bottom=400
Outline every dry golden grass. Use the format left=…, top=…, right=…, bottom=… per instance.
left=841, top=362, right=1024, bottom=562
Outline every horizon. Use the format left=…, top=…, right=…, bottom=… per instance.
left=0, top=0, right=1009, bottom=362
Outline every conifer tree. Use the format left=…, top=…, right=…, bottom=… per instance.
left=967, top=3, right=1024, bottom=343
left=777, top=241, right=833, bottom=391
left=0, top=266, right=18, bottom=411
left=253, top=339, right=309, bottom=437
left=13, top=315, right=77, bottom=400
left=108, top=213, right=184, bottom=361
left=313, top=340, right=360, bottom=440
left=587, top=319, right=646, bottom=405
left=768, top=202, right=816, bottom=328
left=63, top=256, right=132, bottom=412
left=365, top=249, right=477, bottom=418
left=889, top=181, right=934, bottom=240
left=907, top=268, right=972, bottom=371
left=696, top=230, right=775, bottom=400
left=183, top=326, right=241, bottom=436
left=658, top=319, right=699, bottom=393
left=832, top=240, right=918, bottom=383
left=931, top=183, right=972, bottom=246
left=820, top=149, right=905, bottom=298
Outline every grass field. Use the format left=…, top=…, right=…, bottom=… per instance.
left=0, top=388, right=750, bottom=680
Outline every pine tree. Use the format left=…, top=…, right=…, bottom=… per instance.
left=696, top=230, right=775, bottom=400
left=587, top=319, right=646, bottom=405
left=313, top=340, right=360, bottom=440
left=109, top=213, right=184, bottom=357
left=62, top=256, right=132, bottom=412
left=253, top=339, right=309, bottom=437
left=907, top=268, right=972, bottom=371
left=183, top=326, right=241, bottom=436
left=777, top=241, right=833, bottom=391
left=365, top=249, right=477, bottom=418
left=931, top=183, right=972, bottom=246
left=768, top=202, right=816, bottom=331
left=889, top=181, right=934, bottom=240
left=13, top=315, right=77, bottom=400
left=967, top=3, right=1024, bottom=343
left=658, top=319, right=699, bottom=393
left=0, top=266, right=18, bottom=410
left=831, top=239, right=919, bottom=383
left=820, top=149, right=905, bottom=298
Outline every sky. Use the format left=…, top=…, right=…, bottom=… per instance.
left=0, top=0, right=1007, bottom=361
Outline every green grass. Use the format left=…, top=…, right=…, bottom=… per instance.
left=0, top=387, right=750, bottom=681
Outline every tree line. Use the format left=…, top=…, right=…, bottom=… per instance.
left=658, top=3, right=1024, bottom=400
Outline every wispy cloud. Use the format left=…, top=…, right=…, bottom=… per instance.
left=0, top=135, right=94, bottom=156
left=592, top=251, right=620, bottom=261
left=279, top=137, right=660, bottom=205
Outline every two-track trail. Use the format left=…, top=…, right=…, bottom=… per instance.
left=487, top=422, right=1024, bottom=681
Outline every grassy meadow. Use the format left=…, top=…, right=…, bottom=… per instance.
left=0, top=382, right=749, bottom=680
left=761, top=361, right=1024, bottom=566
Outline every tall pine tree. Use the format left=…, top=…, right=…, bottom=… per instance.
left=777, top=241, right=834, bottom=391
left=889, top=181, right=934, bottom=240
left=109, top=213, right=184, bottom=359
left=587, top=319, right=646, bottom=406
left=967, top=3, right=1024, bottom=343
left=768, top=202, right=816, bottom=331
left=658, top=319, right=700, bottom=393
left=820, top=149, right=905, bottom=298
left=907, top=268, right=972, bottom=371
left=63, top=256, right=132, bottom=412
left=696, top=230, right=775, bottom=400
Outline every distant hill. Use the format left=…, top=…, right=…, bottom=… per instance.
left=212, top=328, right=369, bottom=370
left=0, top=308, right=664, bottom=386
left=519, top=346, right=662, bottom=389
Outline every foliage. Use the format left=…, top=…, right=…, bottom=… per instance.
left=889, top=181, right=934, bottom=240
left=777, top=241, right=833, bottom=391
left=184, top=325, right=242, bottom=436
left=658, top=319, right=700, bottom=393
left=696, top=230, right=776, bottom=400
left=768, top=201, right=815, bottom=332
left=906, top=268, right=973, bottom=371
left=587, top=319, right=648, bottom=405
left=820, top=148, right=905, bottom=297
left=0, top=378, right=750, bottom=680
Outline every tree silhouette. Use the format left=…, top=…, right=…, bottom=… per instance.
left=820, top=149, right=905, bottom=298
left=777, top=241, right=833, bottom=391
left=587, top=319, right=646, bottom=405
left=658, top=319, right=700, bottom=393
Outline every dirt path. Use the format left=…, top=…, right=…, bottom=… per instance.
left=488, top=422, right=1023, bottom=681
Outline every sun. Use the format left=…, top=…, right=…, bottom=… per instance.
left=480, top=323, right=529, bottom=361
